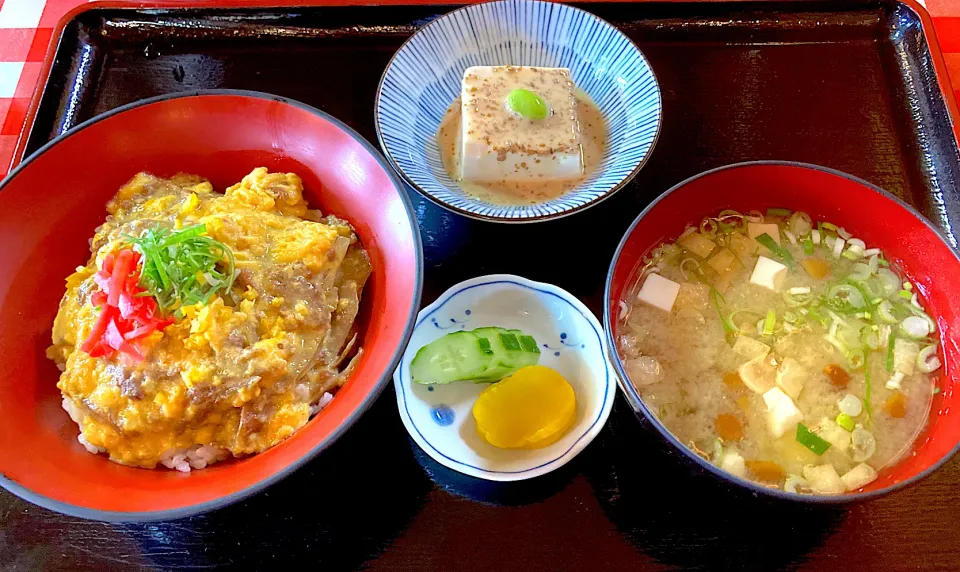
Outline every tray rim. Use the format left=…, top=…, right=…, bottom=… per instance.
left=11, top=0, right=960, bottom=174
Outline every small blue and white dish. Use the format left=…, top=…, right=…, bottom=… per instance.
left=375, top=0, right=662, bottom=223
left=393, top=274, right=617, bottom=482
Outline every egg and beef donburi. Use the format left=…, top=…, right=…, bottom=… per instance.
left=47, top=168, right=371, bottom=471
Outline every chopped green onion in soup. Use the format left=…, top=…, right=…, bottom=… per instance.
left=617, top=208, right=940, bottom=495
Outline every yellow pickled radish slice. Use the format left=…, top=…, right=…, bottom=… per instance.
left=472, top=365, right=577, bottom=449
left=521, top=393, right=577, bottom=449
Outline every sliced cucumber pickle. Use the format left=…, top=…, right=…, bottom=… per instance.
left=518, top=335, right=540, bottom=354
left=411, top=327, right=542, bottom=384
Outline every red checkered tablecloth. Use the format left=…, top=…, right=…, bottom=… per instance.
left=0, top=0, right=86, bottom=173
left=1, top=0, right=959, bottom=177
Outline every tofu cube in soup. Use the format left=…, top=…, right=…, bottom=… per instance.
left=816, top=418, right=851, bottom=453
left=706, top=248, right=738, bottom=275
left=732, top=336, right=770, bottom=360
left=747, top=222, right=782, bottom=253
left=459, top=66, right=583, bottom=184
left=636, top=274, right=681, bottom=312
left=841, top=463, right=878, bottom=491
left=803, top=464, right=846, bottom=494
left=762, top=387, right=803, bottom=439
left=675, top=282, right=710, bottom=311
left=750, top=256, right=787, bottom=291
left=618, top=207, right=941, bottom=495
left=720, top=450, right=747, bottom=478
left=775, top=357, right=806, bottom=400
left=728, top=232, right=758, bottom=265
left=738, top=354, right=777, bottom=393
left=678, top=232, right=716, bottom=258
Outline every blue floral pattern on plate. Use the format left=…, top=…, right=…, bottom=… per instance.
left=430, top=309, right=472, bottom=330
left=542, top=332, right=586, bottom=356
left=375, top=0, right=662, bottom=223
left=392, top=274, right=618, bottom=482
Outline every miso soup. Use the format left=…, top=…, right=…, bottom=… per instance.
left=617, top=209, right=941, bottom=495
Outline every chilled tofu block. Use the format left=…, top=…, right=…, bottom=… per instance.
left=750, top=256, right=788, bottom=291
left=459, top=66, right=583, bottom=183
left=762, top=387, right=803, bottom=438
left=636, top=273, right=681, bottom=312
left=747, top=222, right=782, bottom=253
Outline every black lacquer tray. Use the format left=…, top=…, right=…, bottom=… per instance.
left=5, top=2, right=960, bottom=570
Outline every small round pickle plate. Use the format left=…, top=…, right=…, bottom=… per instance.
left=393, top=274, right=617, bottom=481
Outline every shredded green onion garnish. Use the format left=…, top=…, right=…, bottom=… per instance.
left=864, top=353, right=872, bottom=419
left=754, top=233, right=795, bottom=269
left=847, top=349, right=865, bottom=370
left=763, top=309, right=776, bottom=336
left=784, top=288, right=814, bottom=307
left=711, top=287, right=736, bottom=338
left=806, top=306, right=829, bottom=327
left=836, top=413, right=856, bottom=431
left=730, top=310, right=762, bottom=333
left=885, top=329, right=897, bottom=372
left=128, top=223, right=236, bottom=316
left=796, top=424, right=832, bottom=455
left=824, top=283, right=867, bottom=313
left=627, top=210, right=939, bottom=444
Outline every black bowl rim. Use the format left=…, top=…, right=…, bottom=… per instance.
left=372, top=0, right=663, bottom=224
left=0, top=89, right=425, bottom=522
left=603, top=159, right=960, bottom=504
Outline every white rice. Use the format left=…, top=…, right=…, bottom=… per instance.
left=309, top=391, right=334, bottom=417
left=77, top=433, right=105, bottom=454
left=159, top=444, right=227, bottom=472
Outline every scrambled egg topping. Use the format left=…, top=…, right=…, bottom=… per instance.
left=48, top=168, right=370, bottom=468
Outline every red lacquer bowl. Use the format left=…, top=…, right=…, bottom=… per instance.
left=604, top=162, right=960, bottom=502
left=0, top=91, right=423, bottom=520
